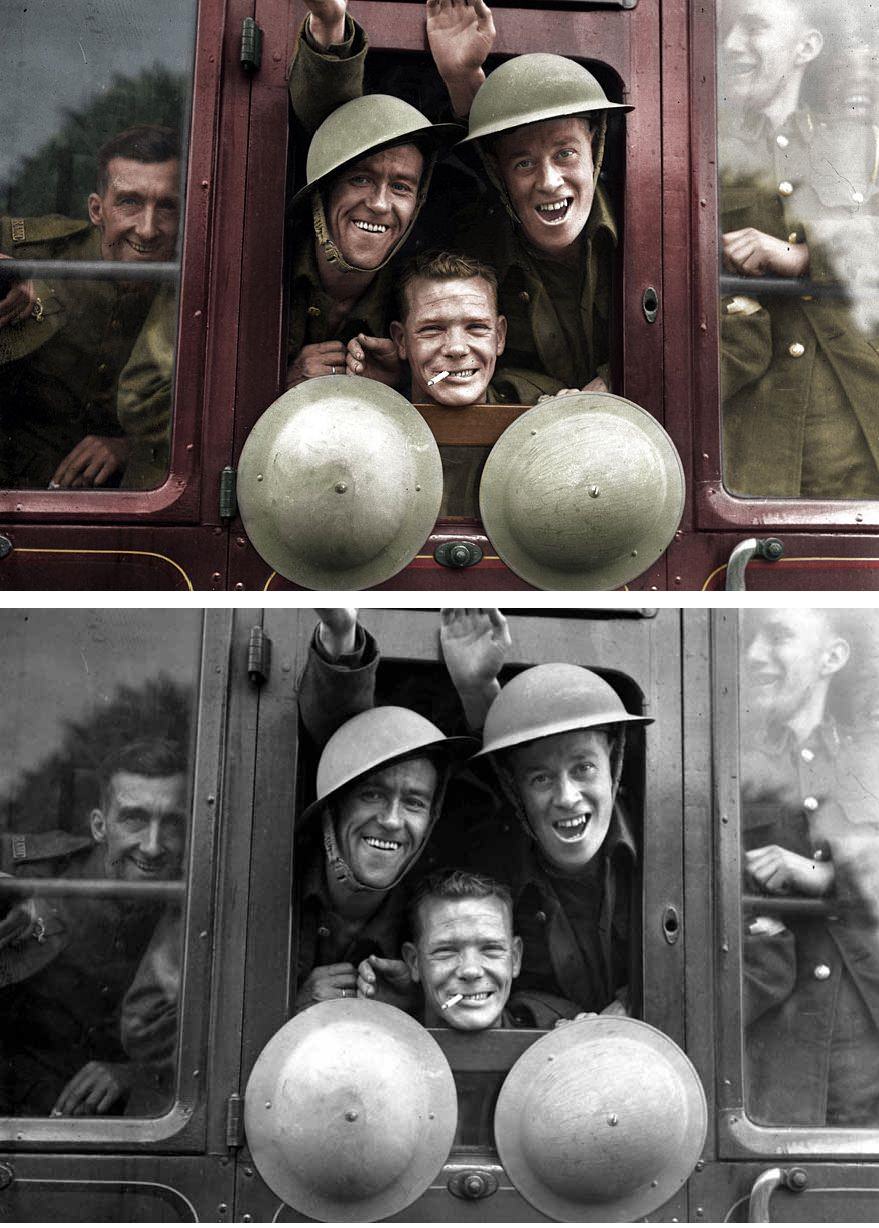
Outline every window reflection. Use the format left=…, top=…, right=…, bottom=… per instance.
left=717, top=0, right=879, bottom=500
left=0, top=3, right=195, bottom=493
left=739, top=609, right=879, bottom=1126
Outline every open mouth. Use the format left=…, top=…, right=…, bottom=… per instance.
left=845, top=93, right=874, bottom=114
left=352, top=220, right=390, bottom=234
left=749, top=671, right=779, bottom=687
left=552, top=814, right=590, bottom=842
left=445, top=368, right=478, bottom=381
left=130, top=856, right=166, bottom=875
left=125, top=239, right=161, bottom=257
left=363, top=835, right=403, bottom=853
left=459, top=991, right=493, bottom=1003
left=725, top=57, right=756, bottom=77
left=534, top=197, right=573, bottom=224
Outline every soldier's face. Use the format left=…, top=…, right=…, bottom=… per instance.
left=91, top=771, right=187, bottom=882
left=508, top=729, right=614, bottom=871
left=325, top=145, right=424, bottom=270
left=743, top=609, right=850, bottom=724
left=332, top=757, right=438, bottom=889
left=403, top=895, right=522, bottom=1030
left=719, top=0, right=823, bottom=112
left=88, top=157, right=180, bottom=263
left=494, top=117, right=595, bottom=257
left=391, top=276, right=507, bottom=405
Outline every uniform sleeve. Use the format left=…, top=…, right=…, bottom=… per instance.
left=742, top=926, right=797, bottom=1027
left=121, top=907, right=182, bottom=1066
left=721, top=297, right=773, bottom=399
left=288, top=15, right=367, bottom=134
left=116, top=285, right=175, bottom=490
left=298, top=624, right=379, bottom=749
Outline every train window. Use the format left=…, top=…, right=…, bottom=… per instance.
left=737, top=609, right=879, bottom=1131
left=0, top=610, right=201, bottom=1125
left=716, top=0, right=879, bottom=501
left=1, top=1, right=195, bottom=493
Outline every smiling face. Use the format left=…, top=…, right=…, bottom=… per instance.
left=88, top=157, right=180, bottom=263
left=325, top=144, right=424, bottom=270
left=718, top=0, right=823, bottom=116
left=404, top=895, right=522, bottom=1030
left=391, top=276, right=506, bottom=405
left=493, top=117, right=595, bottom=257
left=91, top=771, right=187, bottom=882
left=743, top=609, right=849, bottom=729
left=508, top=728, right=614, bottom=871
left=332, top=756, right=438, bottom=889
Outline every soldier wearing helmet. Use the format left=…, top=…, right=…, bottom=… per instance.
left=285, top=0, right=461, bottom=391
left=293, top=610, right=475, bottom=1014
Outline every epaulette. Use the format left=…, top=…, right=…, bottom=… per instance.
left=0, top=830, right=93, bottom=873
left=2, top=214, right=90, bottom=247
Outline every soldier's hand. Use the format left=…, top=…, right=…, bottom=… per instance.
left=426, top=0, right=496, bottom=117
left=581, top=376, right=608, bottom=393
left=746, top=844, right=835, bottom=898
left=722, top=228, right=810, bottom=279
left=441, top=608, right=511, bottom=728
left=0, top=900, right=38, bottom=948
left=315, top=608, right=359, bottom=658
left=286, top=341, right=348, bottom=387
left=51, top=435, right=131, bottom=489
left=51, top=1060, right=133, bottom=1116
left=538, top=387, right=580, bottom=402
left=554, top=1011, right=598, bottom=1028
left=0, top=254, right=38, bottom=329
left=357, top=955, right=416, bottom=1010
left=304, top=0, right=348, bottom=48
left=346, top=334, right=402, bottom=387
left=292, top=962, right=357, bottom=1014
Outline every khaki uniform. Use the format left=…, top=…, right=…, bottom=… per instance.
left=0, top=215, right=154, bottom=488
left=287, top=16, right=366, bottom=135
left=116, top=284, right=176, bottom=490
left=720, top=111, right=879, bottom=497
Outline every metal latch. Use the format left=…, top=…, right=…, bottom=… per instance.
left=0, top=533, right=12, bottom=560
left=226, top=1093, right=244, bottom=1149
left=725, top=537, right=784, bottom=591
left=434, top=540, right=483, bottom=569
left=240, top=18, right=263, bottom=73
left=448, top=1169, right=498, bottom=1200
left=219, top=467, right=238, bottom=520
left=642, top=286, right=659, bottom=323
left=748, top=1166, right=807, bottom=1221
left=247, top=626, right=271, bottom=684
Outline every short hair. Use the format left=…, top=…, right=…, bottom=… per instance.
left=408, top=868, right=514, bottom=942
left=96, top=125, right=180, bottom=194
left=397, top=250, right=499, bottom=322
left=98, top=738, right=187, bottom=809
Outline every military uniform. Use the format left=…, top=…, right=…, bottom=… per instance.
left=0, top=832, right=161, bottom=1115
left=115, top=283, right=176, bottom=490
left=288, top=16, right=366, bottom=136
left=720, top=111, right=879, bottom=497
left=743, top=720, right=879, bottom=1125
left=0, top=215, right=154, bottom=488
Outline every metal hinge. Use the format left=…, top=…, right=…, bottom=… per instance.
left=247, top=626, right=271, bottom=684
left=240, top=17, right=263, bottom=73
left=226, top=1093, right=244, bottom=1149
left=219, top=467, right=237, bottom=520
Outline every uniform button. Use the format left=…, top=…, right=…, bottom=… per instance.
left=317, top=925, right=330, bottom=938
left=535, top=910, right=547, bottom=924
left=803, top=795, right=819, bottom=811
left=97, top=362, right=107, bottom=373
left=778, top=180, right=794, bottom=196
left=518, top=291, right=530, bottom=304
left=776, top=133, right=789, bottom=148
left=788, top=232, right=799, bottom=244
left=813, top=848, right=825, bottom=861
left=307, top=305, right=321, bottom=317
left=789, top=342, right=805, bottom=358
left=100, top=984, right=110, bottom=995
left=813, top=964, right=831, bottom=981
left=801, top=747, right=814, bottom=762
left=852, top=190, right=865, bottom=204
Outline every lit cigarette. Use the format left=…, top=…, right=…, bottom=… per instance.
left=426, top=369, right=450, bottom=388
left=440, top=993, right=463, bottom=1012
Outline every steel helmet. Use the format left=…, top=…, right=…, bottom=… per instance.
left=244, top=1000, right=458, bottom=1221
left=299, top=706, right=477, bottom=829
left=494, top=1017, right=707, bottom=1222
left=291, top=95, right=462, bottom=207
left=478, top=392, right=685, bottom=591
left=460, top=53, right=632, bottom=147
left=237, top=375, right=443, bottom=590
left=475, top=663, right=651, bottom=761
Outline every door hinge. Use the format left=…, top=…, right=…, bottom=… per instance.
left=247, top=626, right=271, bottom=684
left=240, top=17, right=263, bottom=73
left=226, top=1092, right=244, bottom=1149
left=219, top=467, right=237, bottom=520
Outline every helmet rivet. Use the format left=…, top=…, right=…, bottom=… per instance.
left=630, top=549, right=638, bottom=557
left=589, top=485, right=600, bottom=497
left=531, top=429, right=537, bottom=435
left=345, top=1110, right=359, bottom=1122
left=334, top=481, right=348, bottom=494
left=607, top=1113, right=619, bottom=1126
left=415, top=484, right=421, bottom=492
left=256, top=473, right=263, bottom=482
left=264, top=1101, right=272, bottom=1109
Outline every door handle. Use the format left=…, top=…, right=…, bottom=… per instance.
left=748, top=1166, right=807, bottom=1221
left=725, top=537, right=784, bottom=591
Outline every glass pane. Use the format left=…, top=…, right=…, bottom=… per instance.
left=716, top=0, right=879, bottom=499
left=1, top=1, right=196, bottom=493
left=739, top=609, right=879, bottom=1126
left=0, top=610, right=202, bottom=1121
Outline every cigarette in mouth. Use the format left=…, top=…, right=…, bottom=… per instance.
left=440, top=993, right=464, bottom=1011
left=426, top=369, right=451, bottom=387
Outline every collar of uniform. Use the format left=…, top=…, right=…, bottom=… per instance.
left=291, top=234, right=395, bottom=337
left=763, top=713, right=840, bottom=757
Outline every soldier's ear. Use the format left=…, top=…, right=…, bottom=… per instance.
left=511, top=935, right=523, bottom=979
left=87, top=193, right=104, bottom=227
left=389, top=320, right=407, bottom=360
left=795, top=28, right=823, bottom=67
left=90, top=808, right=107, bottom=844
left=822, top=636, right=850, bottom=677
left=402, top=941, right=421, bottom=983
left=496, top=314, right=507, bottom=356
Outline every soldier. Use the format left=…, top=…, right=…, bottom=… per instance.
left=0, top=124, right=180, bottom=490
left=286, top=0, right=460, bottom=390
left=0, top=738, right=187, bottom=1117
left=741, top=609, right=879, bottom=1125
left=718, top=0, right=879, bottom=497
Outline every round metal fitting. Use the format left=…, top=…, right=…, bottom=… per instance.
left=448, top=1169, right=499, bottom=1200
left=434, top=540, right=483, bottom=569
left=0, top=533, right=12, bottom=560
left=0, top=1162, right=14, bottom=1191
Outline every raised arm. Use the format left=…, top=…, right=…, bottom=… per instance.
left=440, top=608, right=511, bottom=731
left=298, top=608, right=379, bottom=748
left=426, top=0, right=496, bottom=119
left=288, top=0, right=368, bottom=133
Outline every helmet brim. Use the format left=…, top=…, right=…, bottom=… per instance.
left=474, top=709, right=652, bottom=759
left=458, top=100, right=632, bottom=147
